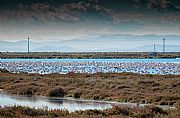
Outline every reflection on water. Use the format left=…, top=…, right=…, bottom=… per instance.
left=0, top=92, right=112, bottom=112
left=0, top=92, right=175, bottom=111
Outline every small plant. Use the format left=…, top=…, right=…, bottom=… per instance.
left=73, top=91, right=82, bottom=98
left=47, top=87, right=65, bottom=97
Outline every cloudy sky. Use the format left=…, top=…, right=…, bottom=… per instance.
left=0, top=0, right=180, bottom=42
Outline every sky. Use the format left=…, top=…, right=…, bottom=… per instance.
left=0, top=0, right=180, bottom=50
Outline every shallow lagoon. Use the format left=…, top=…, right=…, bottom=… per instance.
left=0, top=92, right=112, bottom=112
left=0, top=92, right=175, bottom=112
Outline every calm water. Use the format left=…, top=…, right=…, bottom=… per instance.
left=0, top=92, right=112, bottom=112
left=0, top=92, right=175, bottom=111
left=0, top=58, right=180, bottom=74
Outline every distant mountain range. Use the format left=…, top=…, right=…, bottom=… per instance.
left=0, top=40, right=41, bottom=52
left=132, top=45, right=180, bottom=52
left=0, top=34, right=180, bottom=52
left=32, top=46, right=77, bottom=52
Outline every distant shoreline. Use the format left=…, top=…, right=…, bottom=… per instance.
left=0, top=52, right=180, bottom=59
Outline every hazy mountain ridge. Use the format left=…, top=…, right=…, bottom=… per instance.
left=132, top=44, right=180, bottom=52
left=32, top=46, right=77, bottom=52
left=0, top=34, right=180, bottom=52
left=0, top=40, right=42, bottom=52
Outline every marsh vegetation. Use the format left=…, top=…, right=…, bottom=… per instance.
left=0, top=70, right=179, bottom=106
left=0, top=105, right=179, bottom=118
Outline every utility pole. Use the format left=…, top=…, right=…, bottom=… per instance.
left=163, top=38, right=165, bottom=53
left=28, top=37, right=30, bottom=53
left=154, top=43, right=156, bottom=52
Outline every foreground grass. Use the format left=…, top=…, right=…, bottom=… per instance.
left=0, top=70, right=180, bottom=106
left=0, top=105, right=179, bottom=118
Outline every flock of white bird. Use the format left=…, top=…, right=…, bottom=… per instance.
left=0, top=61, right=180, bottom=75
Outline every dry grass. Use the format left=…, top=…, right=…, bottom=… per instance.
left=0, top=105, right=179, bottom=118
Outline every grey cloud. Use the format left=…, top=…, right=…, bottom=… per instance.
left=134, top=0, right=180, bottom=12
left=0, top=1, right=110, bottom=24
left=1, top=0, right=179, bottom=25
left=0, top=0, right=180, bottom=40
